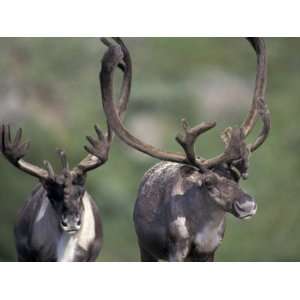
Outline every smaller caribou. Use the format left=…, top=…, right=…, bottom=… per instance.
left=1, top=125, right=104, bottom=261
left=100, top=37, right=270, bottom=262
left=0, top=38, right=132, bottom=262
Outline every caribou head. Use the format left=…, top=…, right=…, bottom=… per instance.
left=201, top=169, right=257, bottom=220
left=1, top=123, right=110, bottom=234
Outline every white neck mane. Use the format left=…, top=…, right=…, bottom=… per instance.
left=56, top=193, right=95, bottom=262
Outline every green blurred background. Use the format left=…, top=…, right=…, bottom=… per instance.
left=0, top=38, right=299, bottom=261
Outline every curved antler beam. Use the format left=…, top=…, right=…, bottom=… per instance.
left=101, top=45, right=192, bottom=164
left=242, top=38, right=270, bottom=153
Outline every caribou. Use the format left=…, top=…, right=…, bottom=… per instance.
left=100, top=37, right=270, bottom=261
left=0, top=38, right=132, bottom=261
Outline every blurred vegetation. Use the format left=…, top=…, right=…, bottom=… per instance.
left=0, top=38, right=299, bottom=261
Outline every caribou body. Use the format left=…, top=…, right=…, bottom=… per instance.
left=134, top=162, right=256, bottom=261
left=100, top=37, right=270, bottom=261
left=1, top=38, right=132, bottom=262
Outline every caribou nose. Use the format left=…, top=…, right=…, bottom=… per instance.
left=236, top=199, right=256, bottom=212
left=234, top=197, right=257, bottom=219
left=60, top=217, right=81, bottom=233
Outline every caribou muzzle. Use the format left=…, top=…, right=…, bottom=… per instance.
left=233, top=195, right=257, bottom=220
left=61, top=214, right=81, bottom=233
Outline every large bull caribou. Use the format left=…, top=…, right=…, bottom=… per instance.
left=0, top=38, right=132, bottom=261
left=100, top=38, right=270, bottom=262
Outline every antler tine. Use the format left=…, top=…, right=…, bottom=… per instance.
left=56, top=149, right=69, bottom=171
left=176, top=119, right=216, bottom=171
left=43, top=160, right=55, bottom=178
left=71, top=124, right=108, bottom=175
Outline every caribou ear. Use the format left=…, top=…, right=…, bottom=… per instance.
left=171, top=166, right=203, bottom=196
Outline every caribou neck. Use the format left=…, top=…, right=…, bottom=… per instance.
left=189, top=188, right=226, bottom=234
left=56, top=192, right=96, bottom=262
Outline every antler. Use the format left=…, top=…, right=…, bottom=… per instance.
left=57, top=149, right=70, bottom=172
left=242, top=37, right=270, bottom=152
left=101, top=38, right=271, bottom=176
left=72, top=37, right=132, bottom=176
left=0, top=124, right=111, bottom=182
left=101, top=41, right=198, bottom=166
left=1, top=124, right=49, bottom=180
left=72, top=124, right=110, bottom=174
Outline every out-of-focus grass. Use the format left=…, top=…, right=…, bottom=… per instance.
left=0, top=38, right=299, bottom=261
